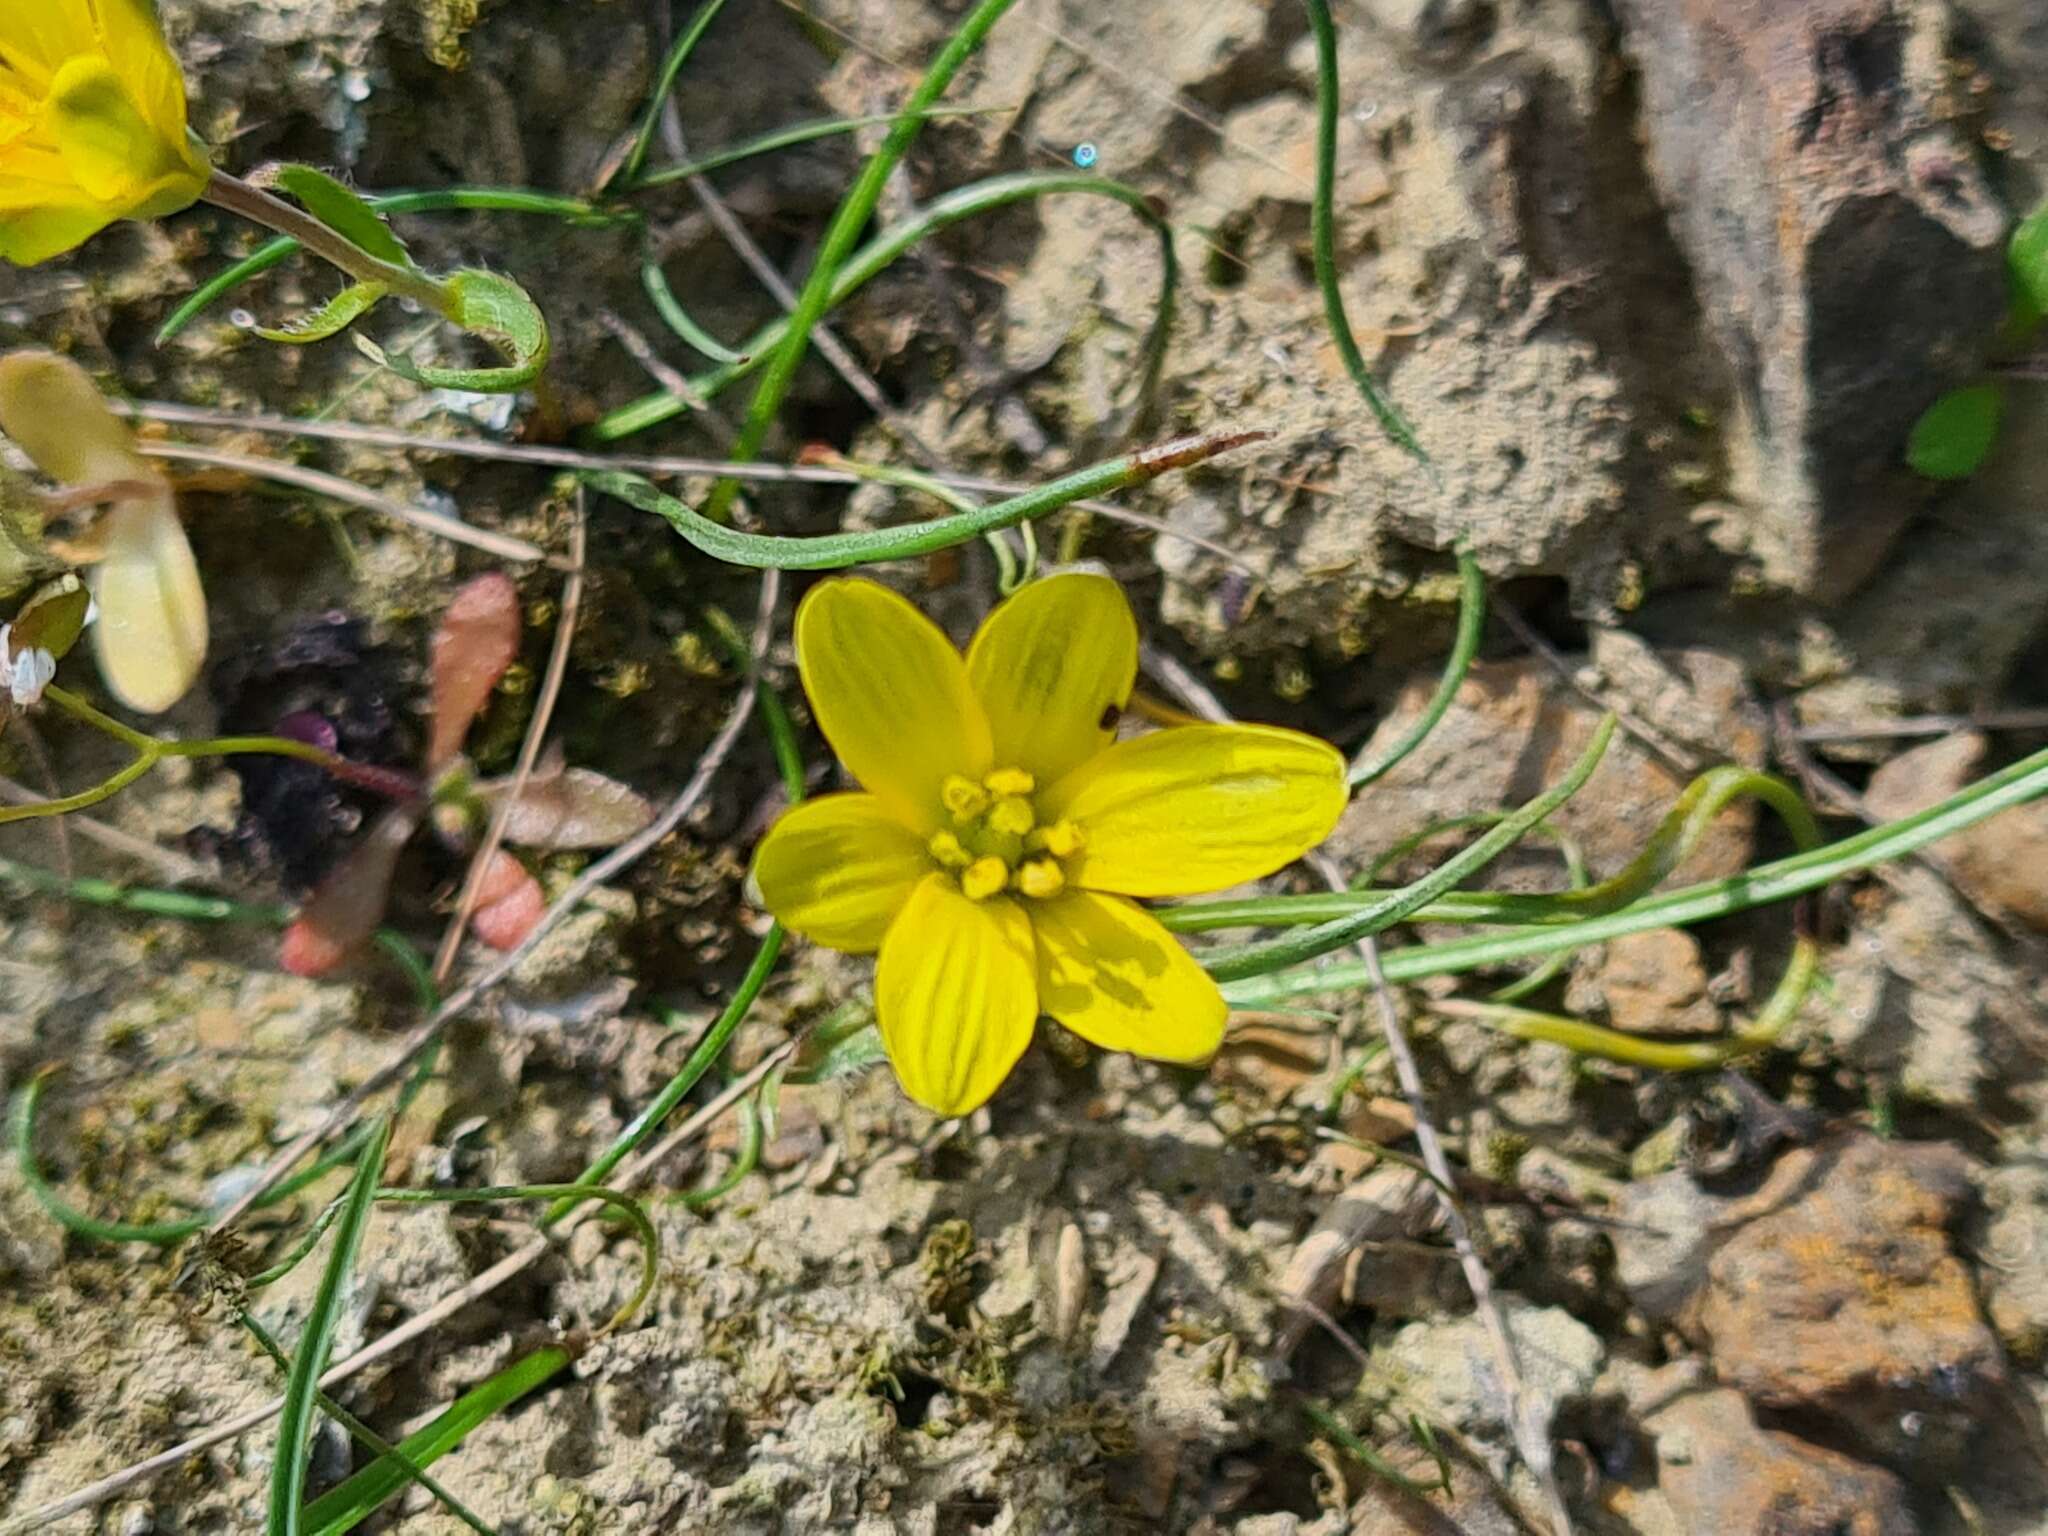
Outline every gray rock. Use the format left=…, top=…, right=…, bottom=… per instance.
left=1614, top=0, right=2010, bottom=598
left=1362, top=1297, right=1604, bottom=1482
left=1631, top=1386, right=1919, bottom=1536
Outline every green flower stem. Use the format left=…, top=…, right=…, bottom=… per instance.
left=1201, top=716, right=1617, bottom=981
left=591, top=428, right=1263, bottom=569
left=1349, top=551, right=1484, bottom=789
left=161, top=187, right=621, bottom=346
left=202, top=170, right=448, bottom=315
left=707, top=0, right=1020, bottom=519
left=590, top=170, right=1173, bottom=442
left=1, top=685, right=413, bottom=830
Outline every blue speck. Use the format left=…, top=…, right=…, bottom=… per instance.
left=1072, top=142, right=1098, bottom=169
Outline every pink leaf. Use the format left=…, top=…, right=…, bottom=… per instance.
left=427, top=572, right=520, bottom=771
left=279, top=805, right=421, bottom=975
left=469, top=850, right=545, bottom=950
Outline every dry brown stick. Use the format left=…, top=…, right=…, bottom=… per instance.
left=137, top=442, right=551, bottom=565
left=1136, top=646, right=1574, bottom=1536
left=595, top=307, right=740, bottom=449
left=430, top=493, right=588, bottom=983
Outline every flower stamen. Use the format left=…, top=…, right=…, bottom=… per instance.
left=960, top=854, right=1009, bottom=902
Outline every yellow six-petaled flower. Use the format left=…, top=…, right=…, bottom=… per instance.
left=754, top=573, right=1348, bottom=1117
left=0, top=0, right=211, bottom=266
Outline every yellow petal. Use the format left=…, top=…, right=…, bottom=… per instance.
left=795, top=578, right=991, bottom=833
left=44, top=53, right=204, bottom=216
left=89, top=491, right=206, bottom=713
left=1032, top=890, right=1226, bottom=1062
left=0, top=348, right=145, bottom=484
left=0, top=197, right=117, bottom=266
left=1043, top=723, right=1347, bottom=897
left=753, top=792, right=929, bottom=954
left=875, top=873, right=1037, bottom=1116
left=93, top=0, right=201, bottom=154
left=965, top=571, right=1137, bottom=787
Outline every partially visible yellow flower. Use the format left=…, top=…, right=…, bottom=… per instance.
left=0, top=0, right=210, bottom=265
left=754, top=574, right=1348, bottom=1117
left=0, top=349, right=206, bottom=712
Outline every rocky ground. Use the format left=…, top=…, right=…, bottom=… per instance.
left=3, top=0, right=2048, bottom=1531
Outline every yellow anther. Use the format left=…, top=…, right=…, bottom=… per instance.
left=984, top=767, right=1036, bottom=798
left=1014, top=857, right=1066, bottom=900
left=960, top=855, right=1009, bottom=902
left=941, top=775, right=989, bottom=822
left=1032, top=819, right=1086, bottom=859
left=927, top=830, right=971, bottom=869
left=986, top=795, right=1035, bottom=837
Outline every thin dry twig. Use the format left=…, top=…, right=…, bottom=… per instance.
left=1791, top=707, right=2048, bottom=743
left=0, top=772, right=212, bottom=884
left=1490, top=599, right=1699, bottom=777
left=595, top=307, right=739, bottom=448
left=113, top=401, right=1262, bottom=574
left=1137, top=648, right=1574, bottom=1536
left=430, top=492, right=588, bottom=983
left=138, top=441, right=551, bottom=565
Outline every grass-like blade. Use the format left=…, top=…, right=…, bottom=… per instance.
left=298, top=1346, right=571, bottom=1536
left=589, top=171, right=1175, bottom=441
left=270, top=1115, right=391, bottom=1535
left=589, top=429, right=1257, bottom=569
left=707, top=0, right=1019, bottom=516
left=1349, top=550, right=1484, bottom=789
left=1304, top=0, right=1424, bottom=459
left=1202, top=715, right=1617, bottom=980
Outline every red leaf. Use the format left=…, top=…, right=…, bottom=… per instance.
left=428, top=572, right=520, bottom=771
left=279, top=805, right=421, bottom=975
left=470, top=852, right=545, bottom=950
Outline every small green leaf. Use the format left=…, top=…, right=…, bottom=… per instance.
left=270, top=164, right=415, bottom=269
left=11, top=575, right=93, bottom=661
left=253, top=282, right=388, bottom=344
left=2009, top=204, right=2048, bottom=333
left=359, top=270, right=549, bottom=392
left=1906, top=383, right=2005, bottom=480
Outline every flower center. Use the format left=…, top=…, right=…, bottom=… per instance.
left=928, top=767, right=1085, bottom=902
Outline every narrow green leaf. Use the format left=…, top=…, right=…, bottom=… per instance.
left=300, top=1346, right=571, bottom=1536
left=1304, top=0, right=1425, bottom=460
left=2008, top=203, right=2048, bottom=332
left=270, top=1116, right=391, bottom=1536
left=271, top=165, right=415, bottom=269
left=1349, top=551, right=1484, bottom=789
left=363, top=270, right=550, bottom=392
left=1202, top=715, right=1618, bottom=981
left=254, top=282, right=389, bottom=344
left=589, top=427, right=1258, bottom=569
left=1906, top=382, right=2004, bottom=480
